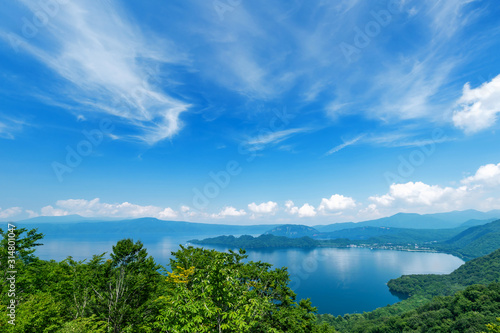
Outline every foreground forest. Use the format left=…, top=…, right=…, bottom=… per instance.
left=1, top=226, right=499, bottom=332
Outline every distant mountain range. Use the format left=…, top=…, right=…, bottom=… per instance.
left=314, top=209, right=500, bottom=231
left=11, top=209, right=500, bottom=242
left=14, top=217, right=280, bottom=238
left=196, top=219, right=500, bottom=261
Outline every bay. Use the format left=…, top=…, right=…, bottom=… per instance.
left=37, top=233, right=464, bottom=316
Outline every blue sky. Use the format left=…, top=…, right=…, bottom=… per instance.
left=1, top=0, right=500, bottom=225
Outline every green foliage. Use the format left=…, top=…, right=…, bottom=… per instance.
left=0, top=292, right=65, bottom=333
left=0, top=232, right=163, bottom=333
left=155, top=246, right=322, bottom=332
left=387, top=247, right=500, bottom=298
left=265, top=225, right=320, bottom=238
left=319, top=226, right=464, bottom=242
left=0, top=226, right=44, bottom=304
left=433, top=219, right=500, bottom=260
left=331, top=283, right=500, bottom=333
left=87, top=239, right=163, bottom=332
left=55, top=315, right=107, bottom=333
left=484, top=318, right=500, bottom=333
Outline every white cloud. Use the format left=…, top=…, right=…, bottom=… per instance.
left=0, top=117, right=28, bottom=140
left=285, top=200, right=299, bottom=214
left=324, top=135, right=364, bottom=156
left=41, top=205, right=69, bottom=217
left=0, top=207, right=23, bottom=219
left=39, top=198, right=178, bottom=219
left=357, top=203, right=382, bottom=219
left=285, top=200, right=316, bottom=217
left=369, top=194, right=394, bottom=207
left=157, top=208, right=178, bottom=219
left=453, top=74, right=500, bottom=134
left=319, top=194, right=356, bottom=211
left=26, top=210, right=39, bottom=218
left=8, top=0, right=189, bottom=144
left=212, top=206, right=247, bottom=218
left=378, top=182, right=467, bottom=206
left=246, top=128, right=309, bottom=151
left=364, top=161, right=500, bottom=216
left=462, top=162, right=500, bottom=187
left=297, top=204, right=317, bottom=217
left=248, top=201, right=278, bottom=214
left=181, top=205, right=191, bottom=213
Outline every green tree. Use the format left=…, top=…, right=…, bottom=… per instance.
left=484, top=318, right=500, bottom=333
left=0, top=225, right=44, bottom=304
left=91, top=239, right=162, bottom=333
left=155, top=246, right=321, bottom=333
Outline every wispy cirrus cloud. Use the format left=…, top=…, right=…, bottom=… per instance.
left=324, top=134, right=364, bottom=156
left=2, top=0, right=190, bottom=144
left=0, top=116, right=28, bottom=139
left=245, top=127, right=309, bottom=151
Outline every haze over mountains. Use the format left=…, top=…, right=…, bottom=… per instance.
left=13, top=209, right=500, bottom=237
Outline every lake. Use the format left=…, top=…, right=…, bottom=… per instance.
left=37, top=233, right=464, bottom=316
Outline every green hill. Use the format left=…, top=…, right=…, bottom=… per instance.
left=317, top=226, right=464, bottom=242
left=387, top=247, right=500, bottom=298
left=327, top=282, right=500, bottom=333
left=434, top=219, right=500, bottom=260
left=190, top=234, right=318, bottom=249
left=315, top=210, right=500, bottom=232
left=264, top=224, right=320, bottom=238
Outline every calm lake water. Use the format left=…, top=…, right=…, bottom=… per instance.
left=38, top=233, right=464, bottom=316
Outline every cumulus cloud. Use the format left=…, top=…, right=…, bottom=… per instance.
left=284, top=200, right=299, bottom=214
left=318, top=194, right=356, bottom=212
left=248, top=201, right=278, bottom=214
left=285, top=200, right=316, bottom=217
left=369, top=194, right=395, bottom=207
left=297, top=204, right=317, bottom=217
left=41, top=205, right=69, bottom=217
left=370, top=182, right=468, bottom=207
left=462, top=162, right=500, bottom=187
left=0, top=207, right=23, bottom=219
left=453, top=74, right=500, bottom=134
left=357, top=203, right=382, bottom=220
left=212, top=206, right=247, bottom=218
left=39, top=198, right=178, bottom=219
